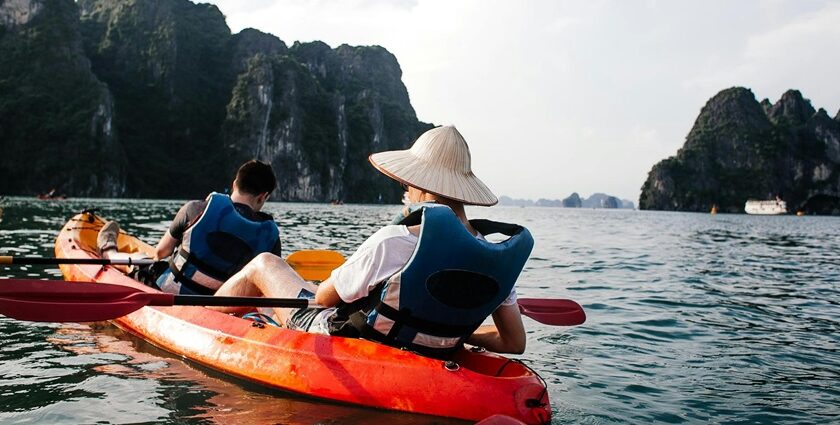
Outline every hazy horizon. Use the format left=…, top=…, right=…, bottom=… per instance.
left=203, top=0, right=840, bottom=203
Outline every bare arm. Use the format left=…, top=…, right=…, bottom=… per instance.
left=155, top=201, right=202, bottom=261
left=314, top=277, right=342, bottom=307
left=466, top=303, right=527, bottom=354
left=154, top=231, right=178, bottom=261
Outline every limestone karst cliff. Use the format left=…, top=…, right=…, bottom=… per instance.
left=0, top=0, right=431, bottom=202
left=639, top=88, right=840, bottom=214
left=0, top=0, right=126, bottom=196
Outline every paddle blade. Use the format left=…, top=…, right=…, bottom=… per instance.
left=517, top=298, right=586, bottom=326
left=287, top=249, right=345, bottom=281
left=0, top=279, right=168, bottom=322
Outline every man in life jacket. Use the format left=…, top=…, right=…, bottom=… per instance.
left=214, top=126, right=530, bottom=356
left=98, top=160, right=282, bottom=295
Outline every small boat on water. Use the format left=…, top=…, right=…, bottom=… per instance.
left=744, top=198, right=787, bottom=215
left=37, top=194, right=68, bottom=200
left=37, top=188, right=67, bottom=200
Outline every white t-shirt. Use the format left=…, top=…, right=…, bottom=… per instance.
left=330, top=224, right=518, bottom=305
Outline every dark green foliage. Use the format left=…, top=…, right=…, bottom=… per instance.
left=1, top=0, right=429, bottom=202
left=640, top=87, right=840, bottom=214
left=77, top=0, right=234, bottom=198
left=0, top=0, right=125, bottom=196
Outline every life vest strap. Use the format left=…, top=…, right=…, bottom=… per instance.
left=174, top=249, right=231, bottom=282
left=170, top=272, right=216, bottom=295
left=372, top=301, right=480, bottom=337
left=469, top=219, right=526, bottom=238
left=168, top=250, right=221, bottom=295
left=354, top=309, right=466, bottom=359
left=400, top=208, right=528, bottom=239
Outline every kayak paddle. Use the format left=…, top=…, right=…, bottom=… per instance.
left=517, top=298, right=585, bottom=326
left=0, top=256, right=157, bottom=266
left=0, top=279, right=585, bottom=325
left=0, top=279, right=316, bottom=323
left=0, top=249, right=342, bottom=270
left=286, top=249, right=345, bottom=281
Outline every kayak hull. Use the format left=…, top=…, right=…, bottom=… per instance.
left=55, top=212, right=551, bottom=424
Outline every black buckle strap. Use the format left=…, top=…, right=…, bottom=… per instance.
left=168, top=250, right=217, bottom=296
left=469, top=219, right=525, bottom=238
left=175, top=249, right=231, bottom=282
left=173, top=274, right=216, bottom=296
left=373, top=302, right=478, bottom=338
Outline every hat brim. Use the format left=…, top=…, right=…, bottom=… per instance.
left=369, top=150, right=498, bottom=206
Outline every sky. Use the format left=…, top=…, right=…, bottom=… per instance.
left=202, top=0, right=840, bottom=203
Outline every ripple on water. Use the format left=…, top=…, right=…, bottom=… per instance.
left=1, top=202, right=839, bottom=424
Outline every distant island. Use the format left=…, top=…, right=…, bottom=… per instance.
left=639, top=87, right=840, bottom=215
left=498, top=193, right=635, bottom=209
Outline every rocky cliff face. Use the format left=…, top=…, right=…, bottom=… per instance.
left=639, top=88, right=840, bottom=214
left=0, top=0, right=430, bottom=202
left=0, top=0, right=126, bottom=196
left=0, top=0, right=41, bottom=26
left=77, top=0, right=235, bottom=197
left=224, top=39, right=432, bottom=203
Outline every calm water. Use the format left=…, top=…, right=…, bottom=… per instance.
left=0, top=198, right=838, bottom=424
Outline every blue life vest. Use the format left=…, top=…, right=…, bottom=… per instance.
left=168, top=193, right=280, bottom=294
left=332, top=205, right=534, bottom=358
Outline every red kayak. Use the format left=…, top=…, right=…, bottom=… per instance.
left=54, top=212, right=552, bottom=423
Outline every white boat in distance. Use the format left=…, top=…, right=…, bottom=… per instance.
left=744, top=198, right=787, bottom=215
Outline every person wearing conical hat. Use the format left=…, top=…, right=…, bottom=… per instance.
left=215, top=126, right=532, bottom=356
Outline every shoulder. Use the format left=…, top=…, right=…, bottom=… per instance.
left=170, top=200, right=206, bottom=237
left=183, top=200, right=207, bottom=213
left=362, top=225, right=415, bottom=246
left=349, top=225, right=417, bottom=260
left=174, top=200, right=206, bottom=221
left=406, top=224, right=422, bottom=236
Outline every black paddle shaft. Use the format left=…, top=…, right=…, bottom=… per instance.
left=0, top=256, right=156, bottom=266
left=173, top=295, right=313, bottom=308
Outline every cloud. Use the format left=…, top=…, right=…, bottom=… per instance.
left=682, top=2, right=840, bottom=110
left=202, top=0, right=840, bottom=201
left=744, top=3, right=840, bottom=107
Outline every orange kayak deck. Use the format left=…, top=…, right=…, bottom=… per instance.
left=55, top=212, right=552, bottom=424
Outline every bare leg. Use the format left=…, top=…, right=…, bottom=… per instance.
left=97, top=221, right=148, bottom=274
left=213, top=253, right=318, bottom=323
left=100, top=251, right=151, bottom=274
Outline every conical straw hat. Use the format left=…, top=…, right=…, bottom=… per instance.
left=369, top=125, right=498, bottom=206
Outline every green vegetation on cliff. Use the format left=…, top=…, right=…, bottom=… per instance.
left=0, top=0, right=125, bottom=196
left=640, top=88, right=840, bottom=214
left=78, top=0, right=236, bottom=197
left=0, top=0, right=431, bottom=202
